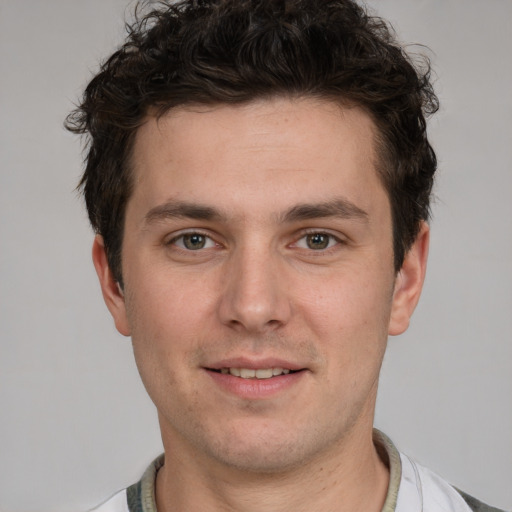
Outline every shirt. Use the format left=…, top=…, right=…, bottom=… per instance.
left=92, top=431, right=505, bottom=512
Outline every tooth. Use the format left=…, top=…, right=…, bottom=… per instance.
left=225, top=367, right=293, bottom=378
left=255, top=369, right=273, bottom=379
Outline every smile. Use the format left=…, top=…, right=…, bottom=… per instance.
left=216, top=367, right=293, bottom=379
left=206, top=364, right=306, bottom=399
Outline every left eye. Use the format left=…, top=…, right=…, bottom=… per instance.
left=295, top=233, right=339, bottom=250
left=172, top=233, right=216, bottom=250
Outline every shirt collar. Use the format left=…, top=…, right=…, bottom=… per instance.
left=127, top=429, right=403, bottom=512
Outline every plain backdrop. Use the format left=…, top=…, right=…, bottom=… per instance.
left=0, top=0, right=511, bottom=510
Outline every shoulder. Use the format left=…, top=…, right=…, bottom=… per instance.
left=89, top=489, right=129, bottom=512
left=456, top=489, right=509, bottom=512
left=374, top=430, right=508, bottom=512
left=88, top=454, right=163, bottom=512
left=399, top=452, right=507, bottom=512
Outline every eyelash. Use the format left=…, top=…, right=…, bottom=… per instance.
left=165, top=230, right=344, bottom=252
left=293, top=230, right=344, bottom=252
left=166, top=231, right=218, bottom=251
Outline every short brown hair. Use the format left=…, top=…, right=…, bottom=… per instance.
left=66, top=0, right=438, bottom=285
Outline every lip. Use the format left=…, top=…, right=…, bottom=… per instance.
left=205, top=357, right=305, bottom=372
left=205, top=368, right=306, bottom=400
left=203, top=357, right=308, bottom=400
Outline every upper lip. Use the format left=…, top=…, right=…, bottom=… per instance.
left=205, top=357, right=306, bottom=371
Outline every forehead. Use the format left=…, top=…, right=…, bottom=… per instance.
left=129, top=97, right=385, bottom=220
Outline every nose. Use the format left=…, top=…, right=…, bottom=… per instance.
left=217, top=245, right=292, bottom=333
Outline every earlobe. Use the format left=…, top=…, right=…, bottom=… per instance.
left=388, top=222, right=430, bottom=336
left=92, top=235, right=131, bottom=336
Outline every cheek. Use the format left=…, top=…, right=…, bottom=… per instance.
left=126, top=254, right=214, bottom=317
left=125, top=283, right=197, bottom=411
left=124, top=267, right=220, bottom=365
left=299, top=267, right=393, bottom=331
left=295, top=267, right=393, bottom=370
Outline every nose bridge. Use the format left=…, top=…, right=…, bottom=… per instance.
left=218, top=238, right=290, bottom=332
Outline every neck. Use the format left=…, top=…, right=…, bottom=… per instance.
left=155, top=427, right=389, bottom=512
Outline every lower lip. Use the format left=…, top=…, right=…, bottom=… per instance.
left=205, top=369, right=305, bottom=400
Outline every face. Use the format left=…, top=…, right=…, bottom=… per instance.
left=94, top=97, right=428, bottom=474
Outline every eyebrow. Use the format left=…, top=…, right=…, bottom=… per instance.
left=144, top=201, right=222, bottom=225
left=280, top=199, right=368, bottom=223
left=143, top=198, right=368, bottom=226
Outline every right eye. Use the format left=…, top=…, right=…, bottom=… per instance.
left=169, top=232, right=217, bottom=251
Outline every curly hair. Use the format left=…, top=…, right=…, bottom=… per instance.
left=66, top=0, right=438, bottom=285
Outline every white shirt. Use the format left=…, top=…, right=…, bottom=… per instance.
left=92, top=433, right=497, bottom=512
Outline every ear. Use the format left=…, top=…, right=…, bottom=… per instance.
left=92, top=235, right=131, bottom=336
left=388, top=222, right=430, bottom=336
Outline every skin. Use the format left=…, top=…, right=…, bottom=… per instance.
left=93, top=97, right=429, bottom=512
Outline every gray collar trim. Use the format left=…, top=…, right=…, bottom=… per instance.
left=127, top=430, right=402, bottom=512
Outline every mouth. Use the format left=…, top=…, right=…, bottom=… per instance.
left=209, top=367, right=299, bottom=379
left=205, top=362, right=307, bottom=399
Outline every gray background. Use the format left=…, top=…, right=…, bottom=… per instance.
left=1, top=0, right=511, bottom=510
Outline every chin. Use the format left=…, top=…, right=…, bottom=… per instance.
left=195, top=419, right=331, bottom=475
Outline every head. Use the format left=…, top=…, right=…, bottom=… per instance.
left=68, top=0, right=438, bottom=476
left=66, top=0, right=438, bottom=288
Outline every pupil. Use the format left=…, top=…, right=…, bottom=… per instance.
left=184, top=234, right=205, bottom=250
left=307, top=233, right=329, bottom=250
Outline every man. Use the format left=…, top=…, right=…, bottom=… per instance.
left=66, top=1, right=505, bottom=511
